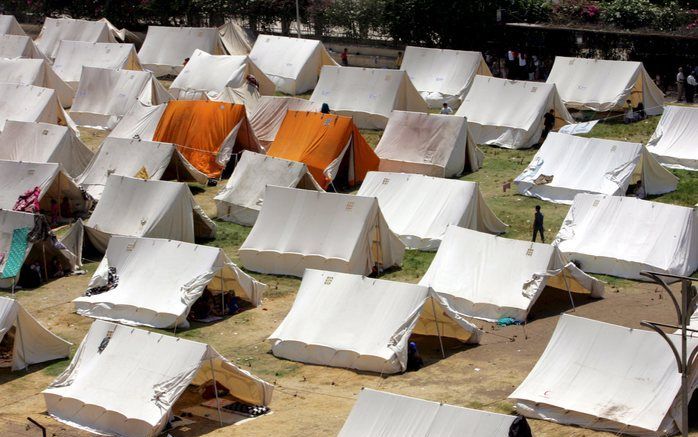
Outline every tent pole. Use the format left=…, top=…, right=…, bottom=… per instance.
left=15, top=314, right=28, bottom=372
left=209, top=358, right=224, bottom=427
left=560, top=269, right=575, bottom=312
left=430, top=298, right=445, bottom=359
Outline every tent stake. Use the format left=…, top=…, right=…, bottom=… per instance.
left=430, top=298, right=445, bottom=359
left=209, top=358, right=224, bottom=427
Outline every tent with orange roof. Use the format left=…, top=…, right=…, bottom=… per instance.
left=152, top=100, right=260, bottom=178
left=266, top=111, right=378, bottom=189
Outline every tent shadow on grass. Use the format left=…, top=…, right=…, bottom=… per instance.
left=407, top=334, right=477, bottom=372
left=527, top=287, right=597, bottom=322
left=0, top=357, right=69, bottom=384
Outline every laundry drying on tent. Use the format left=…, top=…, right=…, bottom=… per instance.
left=0, top=15, right=25, bottom=36
left=554, top=194, right=698, bottom=280
left=0, top=297, right=70, bottom=370
left=310, top=66, right=429, bottom=129
left=52, top=41, right=142, bottom=88
left=266, top=110, right=378, bottom=189
left=546, top=57, right=664, bottom=115
left=514, top=132, right=678, bottom=204
left=420, top=226, right=603, bottom=322
left=138, top=26, right=227, bottom=77
left=375, top=111, right=483, bottom=177
left=240, top=186, right=404, bottom=277
left=0, top=34, right=46, bottom=60
left=215, top=151, right=322, bottom=226
left=456, top=76, right=573, bottom=149
left=0, top=58, right=75, bottom=106
left=646, top=105, right=698, bottom=171
left=249, top=34, right=337, bottom=94
left=0, top=84, right=76, bottom=132
left=76, top=137, right=207, bottom=200
left=268, top=269, right=480, bottom=374
left=43, top=319, right=273, bottom=437
left=248, top=96, right=322, bottom=148
left=73, top=236, right=266, bottom=328
left=168, top=49, right=274, bottom=100
left=357, top=172, right=506, bottom=250
left=339, top=388, right=530, bottom=437
left=34, top=17, right=117, bottom=59
left=0, top=120, right=93, bottom=178
left=218, top=21, right=252, bottom=55
left=510, top=314, right=697, bottom=436
left=400, top=46, right=492, bottom=109
left=69, top=66, right=171, bottom=129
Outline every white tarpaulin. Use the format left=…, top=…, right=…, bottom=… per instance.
left=0, top=58, right=74, bottom=106
left=169, top=49, right=274, bottom=100
left=107, top=101, right=166, bottom=141
left=52, top=41, right=142, bottom=88
left=249, top=34, right=337, bottom=95
left=240, top=186, right=404, bottom=277
left=647, top=105, right=698, bottom=171
left=374, top=111, right=482, bottom=177
left=557, top=120, right=598, bottom=135
left=73, top=236, right=266, bottom=328
left=0, top=120, right=92, bottom=177
left=84, top=175, right=216, bottom=253
left=70, top=66, right=172, bottom=129
left=515, top=132, right=678, bottom=204
left=218, top=21, right=252, bottom=55
left=310, top=66, right=428, bottom=129
left=0, top=84, right=76, bottom=132
left=400, top=46, right=491, bottom=109
left=0, top=297, right=70, bottom=371
left=43, top=319, right=273, bottom=437
left=554, top=194, right=698, bottom=279
left=0, top=15, right=25, bottom=36
left=248, top=96, right=321, bottom=148
left=0, top=160, right=86, bottom=212
left=138, top=26, right=226, bottom=77
left=510, top=314, right=698, bottom=436
left=546, top=57, right=664, bottom=115
left=269, top=269, right=480, bottom=373
left=77, top=137, right=206, bottom=200
left=0, top=34, right=46, bottom=60
left=456, top=76, right=573, bottom=149
left=357, top=172, right=506, bottom=250
left=420, top=226, right=604, bottom=322
left=35, top=17, right=117, bottom=59
left=215, top=151, right=322, bottom=226
left=339, top=388, right=521, bottom=437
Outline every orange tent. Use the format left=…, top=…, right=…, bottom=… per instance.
left=266, top=111, right=378, bottom=189
left=153, top=101, right=259, bottom=178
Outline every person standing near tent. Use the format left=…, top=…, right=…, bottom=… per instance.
left=686, top=72, right=696, bottom=104
left=532, top=205, right=544, bottom=243
left=541, top=109, right=555, bottom=142
left=676, top=67, right=685, bottom=102
left=341, top=48, right=349, bottom=66
left=321, top=103, right=331, bottom=114
left=395, top=51, right=403, bottom=69
left=440, top=102, right=453, bottom=115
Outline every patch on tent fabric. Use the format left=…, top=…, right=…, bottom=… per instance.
left=381, top=178, right=390, bottom=185
left=42, top=129, right=49, bottom=135
left=533, top=174, right=553, bottom=185
left=345, top=201, right=354, bottom=211
left=530, top=87, right=538, bottom=93
left=0, top=227, right=31, bottom=279
left=324, top=276, right=333, bottom=285
left=134, top=166, right=150, bottom=180
left=593, top=199, right=600, bottom=207
left=526, top=248, right=534, bottom=256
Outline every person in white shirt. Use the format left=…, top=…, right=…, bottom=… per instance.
left=440, top=102, right=453, bottom=115
left=686, top=73, right=696, bottom=103
left=677, top=67, right=685, bottom=102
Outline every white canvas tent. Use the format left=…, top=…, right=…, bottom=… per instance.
left=420, top=226, right=604, bottom=322
left=249, top=34, right=337, bottom=95
left=248, top=96, right=322, bottom=148
left=400, top=46, right=492, bottom=109
left=554, top=194, right=698, bottom=280
left=73, top=236, right=266, bottom=328
left=138, top=26, right=226, bottom=77
left=0, top=58, right=74, bottom=106
left=52, top=41, right=142, bottom=88
left=0, top=297, right=70, bottom=371
left=0, top=34, right=46, bottom=60
left=374, top=111, right=482, bottom=177
left=215, top=151, right=322, bottom=226
left=310, top=66, right=428, bottom=129
left=0, top=120, right=92, bottom=178
left=169, top=49, right=274, bottom=100
left=269, top=269, right=480, bottom=374
left=357, top=172, right=506, bottom=250
left=546, top=57, right=664, bottom=115
left=82, top=175, right=216, bottom=253
left=0, top=15, right=25, bottom=36
left=647, top=105, right=698, bottom=171
left=339, top=388, right=523, bottom=437
left=240, top=186, right=404, bottom=277
left=77, top=137, right=207, bottom=200
left=0, top=83, right=76, bottom=132
left=107, top=101, right=167, bottom=141
left=456, top=76, right=573, bottom=149
left=69, top=66, right=171, bottom=129
left=515, top=132, right=678, bottom=204
left=35, top=17, right=117, bottom=59
left=510, top=314, right=698, bottom=436
left=43, top=319, right=273, bottom=437
left=218, top=21, right=252, bottom=55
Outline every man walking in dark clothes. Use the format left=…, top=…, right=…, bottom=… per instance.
left=541, top=109, right=555, bottom=143
left=532, top=205, right=545, bottom=243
